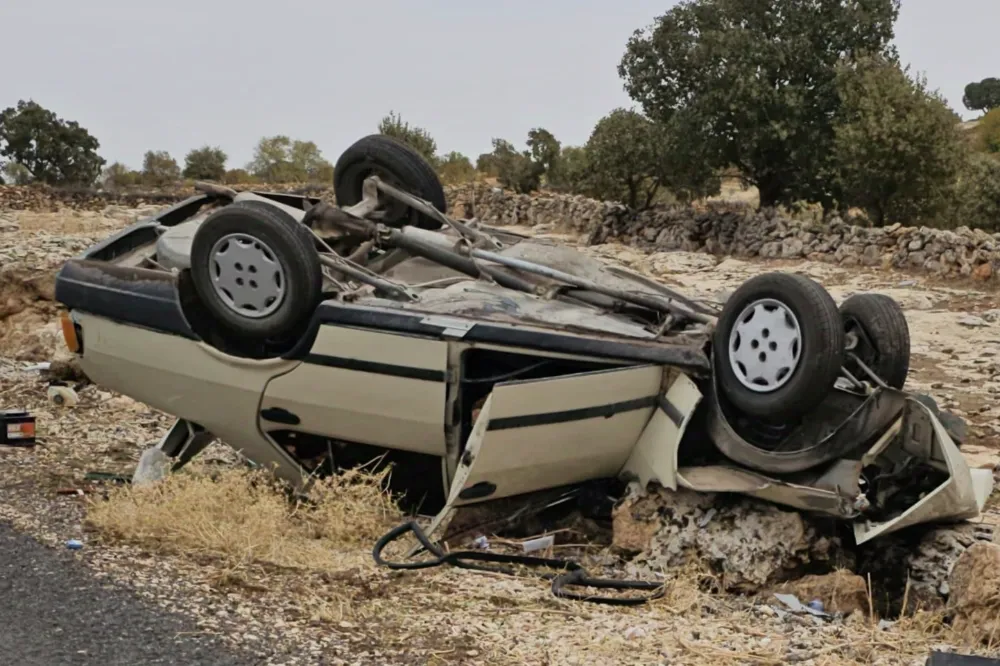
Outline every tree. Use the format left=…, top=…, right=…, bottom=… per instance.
left=974, top=108, right=1000, bottom=154
left=102, top=162, right=140, bottom=189
left=141, top=150, right=181, bottom=186
left=486, top=138, right=544, bottom=194
left=526, top=128, right=561, bottom=179
left=222, top=168, right=256, bottom=184
left=583, top=108, right=720, bottom=209
left=247, top=136, right=333, bottom=182
left=619, top=0, right=901, bottom=208
left=832, top=55, right=964, bottom=225
left=0, top=99, right=106, bottom=185
left=963, top=78, right=1000, bottom=114
left=183, top=146, right=227, bottom=180
left=378, top=111, right=438, bottom=165
left=437, top=152, right=476, bottom=185
left=289, top=140, right=333, bottom=182
left=2, top=162, right=33, bottom=185
left=476, top=152, right=500, bottom=177
left=547, top=145, right=589, bottom=193
left=956, top=154, right=1000, bottom=231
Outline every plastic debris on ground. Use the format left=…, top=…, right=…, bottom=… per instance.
left=0, top=409, right=36, bottom=447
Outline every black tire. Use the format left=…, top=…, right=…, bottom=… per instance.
left=839, top=293, right=910, bottom=389
left=333, top=134, right=446, bottom=230
left=713, top=272, right=845, bottom=421
left=189, top=202, right=322, bottom=342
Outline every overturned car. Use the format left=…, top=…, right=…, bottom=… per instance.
left=53, top=135, right=993, bottom=546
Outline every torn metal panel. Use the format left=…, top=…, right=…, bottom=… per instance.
left=854, top=399, right=986, bottom=545
left=619, top=372, right=703, bottom=491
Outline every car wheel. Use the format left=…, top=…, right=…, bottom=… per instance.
left=333, top=134, right=446, bottom=230
left=189, top=201, right=322, bottom=342
left=839, top=293, right=910, bottom=389
left=713, top=272, right=845, bottom=421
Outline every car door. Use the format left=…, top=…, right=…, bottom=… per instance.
left=259, top=324, right=450, bottom=456
left=445, top=364, right=665, bottom=505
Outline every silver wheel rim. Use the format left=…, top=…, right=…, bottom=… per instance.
left=728, top=298, right=802, bottom=393
left=208, top=233, right=285, bottom=318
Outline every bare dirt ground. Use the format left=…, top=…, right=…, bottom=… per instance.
left=2, top=207, right=1000, bottom=665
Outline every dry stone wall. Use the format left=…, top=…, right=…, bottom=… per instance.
left=450, top=184, right=1000, bottom=281
left=3, top=183, right=999, bottom=280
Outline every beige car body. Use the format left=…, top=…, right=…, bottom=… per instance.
left=55, top=187, right=993, bottom=546
left=70, top=306, right=992, bottom=546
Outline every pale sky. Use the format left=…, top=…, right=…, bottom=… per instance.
left=0, top=0, right=994, bottom=171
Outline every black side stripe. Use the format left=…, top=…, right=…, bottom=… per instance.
left=659, top=396, right=684, bottom=427
left=303, top=353, right=447, bottom=382
left=487, top=396, right=657, bottom=431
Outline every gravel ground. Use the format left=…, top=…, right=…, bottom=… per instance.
left=0, top=521, right=255, bottom=666
left=4, top=207, right=1000, bottom=664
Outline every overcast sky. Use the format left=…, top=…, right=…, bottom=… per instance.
left=0, top=0, right=994, bottom=170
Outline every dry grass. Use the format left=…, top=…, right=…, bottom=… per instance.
left=78, top=465, right=1000, bottom=664
left=85, top=466, right=401, bottom=575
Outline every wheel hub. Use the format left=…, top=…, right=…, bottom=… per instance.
left=728, top=298, right=802, bottom=393
left=208, top=233, right=285, bottom=318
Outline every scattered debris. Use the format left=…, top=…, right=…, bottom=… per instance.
left=131, top=447, right=171, bottom=486
left=0, top=409, right=35, bottom=447
left=773, top=592, right=830, bottom=619
left=521, top=534, right=555, bottom=553
left=47, top=385, right=78, bottom=407
left=773, top=570, right=869, bottom=616
left=373, top=520, right=666, bottom=606
left=65, top=539, right=83, bottom=550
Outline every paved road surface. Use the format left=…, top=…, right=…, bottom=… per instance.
left=0, top=522, right=254, bottom=666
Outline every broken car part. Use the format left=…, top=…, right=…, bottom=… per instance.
left=0, top=410, right=35, bottom=447
left=373, top=520, right=665, bottom=606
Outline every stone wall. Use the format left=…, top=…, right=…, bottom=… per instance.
left=450, top=184, right=1000, bottom=281
left=4, top=182, right=999, bottom=281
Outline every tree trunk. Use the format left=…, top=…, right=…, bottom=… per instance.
left=627, top=181, right=639, bottom=209
left=756, top=176, right=784, bottom=209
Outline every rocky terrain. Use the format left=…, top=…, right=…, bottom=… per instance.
left=2, top=189, right=1000, bottom=664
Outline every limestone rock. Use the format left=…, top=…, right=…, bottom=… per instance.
left=612, top=485, right=847, bottom=593
left=947, top=542, right=1000, bottom=644
left=773, top=571, right=869, bottom=616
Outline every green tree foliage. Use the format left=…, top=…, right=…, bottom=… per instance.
left=437, top=152, right=476, bottom=185
left=247, top=136, right=334, bottom=183
left=0, top=99, right=106, bottom=186
left=222, top=168, right=257, bottom=184
left=618, top=0, right=900, bottom=208
left=956, top=154, right=1000, bottom=231
left=547, top=145, right=590, bottom=192
left=476, top=152, right=500, bottom=178
left=583, top=108, right=720, bottom=209
left=832, top=55, right=964, bottom=225
left=487, top=138, right=544, bottom=194
left=102, top=162, right=140, bottom=189
left=526, top=128, right=561, bottom=178
left=378, top=111, right=438, bottom=165
left=183, top=146, right=228, bottom=181
left=974, top=108, right=1000, bottom=154
left=141, top=150, right=181, bottom=187
left=2, top=162, right=33, bottom=185
left=963, top=78, right=1000, bottom=114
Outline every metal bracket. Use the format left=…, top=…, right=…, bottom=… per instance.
left=420, top=316, right=476, bottom=339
